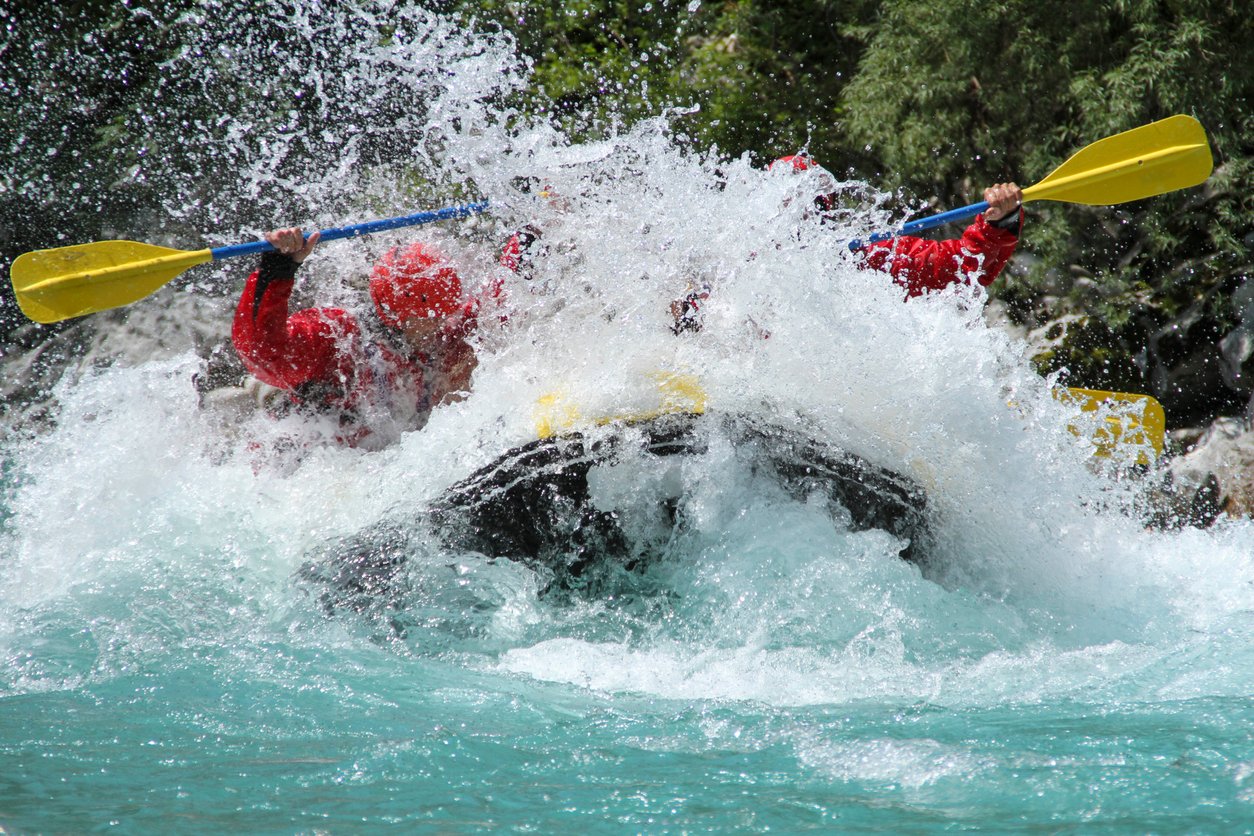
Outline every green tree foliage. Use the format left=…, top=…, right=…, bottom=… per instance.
left=464, top=0, right=698, bottom=135
left=0, top=0, right=200, bottom=333
left=462, top=0, right=877, bottom=166
left=0, top=2, right=193, bottom=224
left=669, top=0, right=878, bottom=168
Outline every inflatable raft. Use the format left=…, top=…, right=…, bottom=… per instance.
left=300, top=411, right=931, bottom=614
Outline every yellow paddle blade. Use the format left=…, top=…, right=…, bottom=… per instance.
left=1056, top=387, right=1166, bottom=466
left=1024, top=115, right=1212, bottom=206
left=11, top=240, right=214, bottom=324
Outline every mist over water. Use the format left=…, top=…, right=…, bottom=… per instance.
left=3, top=3, right=1252, bottom=830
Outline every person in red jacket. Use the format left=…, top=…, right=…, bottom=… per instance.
left=856, top=182, right=1023, bottom=298
left=666, top=158, right=1023, bottom=335
left=499, top=222, right=545, bottom=278
left=232, top=227, right=491, bottom=449
left=772, top=154, right=1024, bottom=297
left=499, top=180, right=572, bottom=281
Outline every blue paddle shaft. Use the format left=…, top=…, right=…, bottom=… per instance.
left=208, top=200, right=491, bottom=260
left=847, top=200, right=988, bottom=251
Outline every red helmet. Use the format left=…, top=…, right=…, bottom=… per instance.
left=769, top=154, right=816, bottom=172
left=769, top=154, right=837, bottom=211
left=369, top=242, right=462, bottom=328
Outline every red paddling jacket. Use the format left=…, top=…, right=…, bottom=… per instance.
left=232, top=252, right=479, bottom=445
left=857, top=210, right=1023, bottom=298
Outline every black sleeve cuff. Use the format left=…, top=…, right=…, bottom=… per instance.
left=259, top=251, right=299, bottom=281
left=256, top=251, right=300, bottom=295
left=988, top=207, right=1023, bottom=236
left=249, top=251, right=300, bottom=320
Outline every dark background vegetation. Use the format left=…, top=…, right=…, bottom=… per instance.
left=3, top=0, right=1251, bottom=429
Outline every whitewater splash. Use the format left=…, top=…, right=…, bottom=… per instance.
left=4, top=0, right=1253, bottom=722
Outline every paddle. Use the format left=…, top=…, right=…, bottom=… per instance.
left=10, top=200, right=491, bottom=324
left=1056, top=387, right=1165, bottom=465
left=847, top=114, right=1212, bottom=250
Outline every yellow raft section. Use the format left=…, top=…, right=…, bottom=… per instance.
left=534, top=371, right=707, bottom=440
left=534, top=374, right=1165, bottom=466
